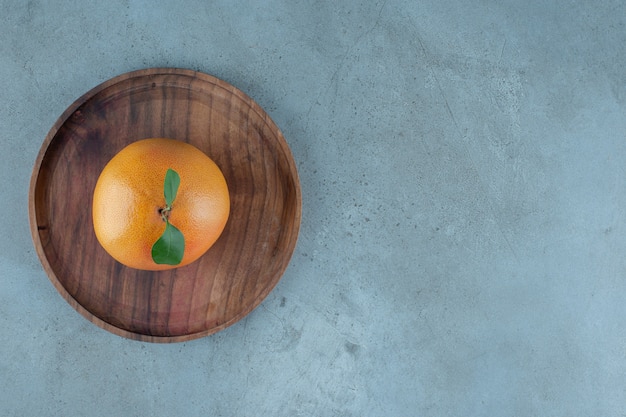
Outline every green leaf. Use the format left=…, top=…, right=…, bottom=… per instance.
left=163, top=168, right=181, bottom=207
left=151, top=221, right=185, bottom=265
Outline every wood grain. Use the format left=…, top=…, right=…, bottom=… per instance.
left=28, top=68, right=301, bottom=342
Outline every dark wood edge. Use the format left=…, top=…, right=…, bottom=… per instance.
left=28, top=68, right=302, bottom=343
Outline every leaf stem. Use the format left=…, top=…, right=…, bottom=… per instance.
left=152, top=168, right=185, bottom=266
left=159, top=204, right=172, bottom=222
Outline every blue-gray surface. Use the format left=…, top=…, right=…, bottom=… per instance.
left=2, top=0, right=625, bottom=415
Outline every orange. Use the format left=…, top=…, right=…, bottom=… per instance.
left=92, top=138, right=230, bottom=271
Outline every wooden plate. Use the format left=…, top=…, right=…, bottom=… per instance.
left=29, top=68, right=301, bottom=343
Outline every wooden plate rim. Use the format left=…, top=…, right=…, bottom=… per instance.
left=28, top=68, right=302, bottom=343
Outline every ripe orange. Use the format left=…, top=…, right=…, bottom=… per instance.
left=92, top=138, right=230, bottom=271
